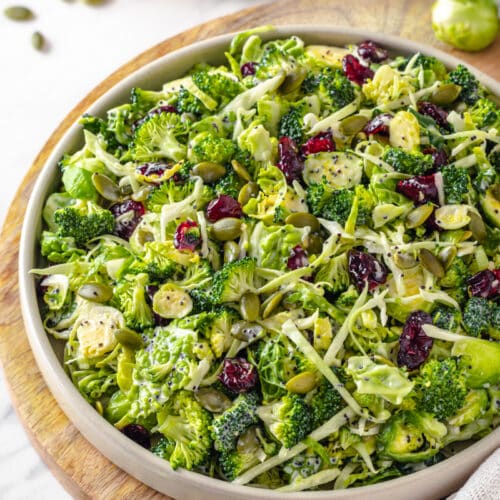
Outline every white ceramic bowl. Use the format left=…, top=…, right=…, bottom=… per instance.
left=19, top=26, right=500, bottom=500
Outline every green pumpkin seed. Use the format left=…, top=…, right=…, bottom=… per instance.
left=92, top=173, right=121, bottom=202
left=237, top=427, right=260, bottom=453
left=431, top=83, right=461, bottom=105
left=31, top=31, right=45, bottom=51
left=469, top=212, right=487, bottom=242
left=195, top=388, right=232, bottom=413
left=285, top=212, right=320, bottom=232
left=261, top=291, right=284, bottom=319
left=393, top=251, right=417, bottom=269
left=240, top=292, right=261, bottom=322
left=238, top=182, right=259, bottom=206
left=131, top=185, right=153, bottom=202
left=4, top=6, right=34, bottom=21
left=419, top=249, right=445, bottom=278
left=285, top=371, right=317, bottom=394
left=340, top=115, right=369, bottom=136
left=230, top=321, right=263, bottom=341
left=77, top=283, right=113, bottom=303
left=118, top=182, right=133, bottom=197
left=438, top=246, right=457, bottom=269
left=191, top=162, right=226, bottom=183
left=223, top=241, right=240, bottom=264
left=114, top=328, right=144, bottom=350
left=212, top=217, right=242, bottom=241
left=280, top=67, right=307, bottom=95
left=231, top=159, right=251, bottom=182
left=406, top=204, right=434, bottom=229
left=303, top=233, right=323, bottom=255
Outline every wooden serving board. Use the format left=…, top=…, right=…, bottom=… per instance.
left=0, top=0, right=498, bottom=498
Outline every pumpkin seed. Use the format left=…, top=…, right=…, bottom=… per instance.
left=261, top=291, right=284, bottom=319
left=4, top=6, right=34, bottom=21
left=285, top=371, right=317, bottom=394
left=469, top=212, right=487, bottom=242
left=195, top=388, right=232, bottom=413
left=92, top=173, right=121, bottom=202
left=77, top=283, right=113, bottom=303
left=303, top=233, right=323, bottom=255
left=431, top=83, right=461, bottom=105
left=237, top=427, right=260, bottom=453
left=114, top=328, right=144, bottom=350
left=212, top=217, right=242, bottom=241
left=131, top=185, right=153, bottom=202
left=231, top=159, right=251, bottom=182
left=95, top=401, right=103, bottom=415
left=238, top=182, right=259, bottom=206
left=280, top=67, right=307, bottom=95
left=419, top=249, right=445, bottom=278
left=223, top=241, right=240, bottom=264
left=438, top=246, right=457, bottom=269
left=393, top=251, right=417, bottom=269
left=340, top=115, right=369, bottom=136
left=405, top=204, right=434, bottom=228
left=240, top=292, right=261, bottom=322
left=285, top=212, right=320, bottom=232
left=191, top=162, right=226, bottom=183
left=230, top=321, right=263, bottom=341
left=118, top=182, right=133, bottom=197
left=31, top=31, right=45, bottom=51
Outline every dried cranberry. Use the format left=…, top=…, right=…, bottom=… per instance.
left=287, top=245, right=309, bottom=270
left=358, top=40, right=388, bottom=63
left=348, top=249, right=388, bottom=291
left=277, top=136, right=304, bottom=184
left=363, top=113, right=393, bottom=136
left=206, top=195, right=242, bottom=222
left=422, top=146, right=449, bottom=169
left=135, top=161, right=169, bottom=183
left=241, top=62, right=256, bottom=77
left=468, top=270, right=500, bottom=299
left=301, top=131, right=335, bottom=156
left=132, top=105, right=178, bottom=130
left=110, top=200, right=145, bottom=240
left=417, top=101, right=449, bottom=130
left=396, top=175, right=439, bottom=205
left=121, top=424, right=151, bottom=449
left=218, top=358, right=258, bottom=393
left=397, top=311, right=433, bottom=370
left=174, top=220, right=201, bottom=251
left=342, top=54, right=374, bottom=86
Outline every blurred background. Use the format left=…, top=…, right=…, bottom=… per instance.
left=0, top=2, right=265, bottom=499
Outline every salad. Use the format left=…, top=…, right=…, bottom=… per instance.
left=32, top=28, right=500, bottom=492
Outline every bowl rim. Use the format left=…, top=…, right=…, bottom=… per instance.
left=18, top=25, right=500, bottom=499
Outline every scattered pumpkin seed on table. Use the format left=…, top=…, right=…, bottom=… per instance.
left=4, top=6, right=34, bottom=21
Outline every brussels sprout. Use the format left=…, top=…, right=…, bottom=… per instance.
left=432, top=0, right=499, bottom=52
left=448, top=389, right=489, bottom=426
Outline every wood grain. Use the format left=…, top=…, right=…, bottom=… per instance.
left=0, top=0, right=498, bottom=498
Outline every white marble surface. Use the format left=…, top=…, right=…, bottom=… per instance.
left=0, top=1, right=265, bottom=498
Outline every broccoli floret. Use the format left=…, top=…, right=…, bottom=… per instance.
left=211, top=392, right=260, bottom=452
left=211, top=257, right=256, bottom=304
left=129, top=242, right=177, bottom=283
left=307, top=182, right=354, bottom=225
left=382, top=147, right=434, bottom=175
left=206, top=307, right=239, bottom=357
left=417, top=359, right=467, bottom=420
left=192, top=71, right=243, bottom=108
left=310, top=377, right=344, bottom=428
left=189, top=286, right=214, bottom=313
left=54, top=199, right=114, bottom=246
left=441, top=165, right=471, bottom=204
left=302, top=67, right=355, bottom=111
left=130, top=87, right=169, bottom=115
left=131, top=110, right=188, bottom=162
left=377, top=410, right=447, bottom=462
left=80, top=114, right=123, bottom=153
left=215, top=169, right=243, bottom=199
left=279, top=105, right=306, bottom=144
left=412, top=55, right=447, bottom=82
left=432, top=303, right=462, bottom=331
left=40, top=231, right=85, bottom=263
left=469, top=98, right=500, bottom=130
left=218, top=447, right=260, bottom=481
left=151, top=436, right=176, bottom=460
left=463, top=297, right=493, bottom=337
left=176, top=86, right=206, bottom=115
left=438, top=258, right=469, bottom=288
left=175, top=259, right=213, bottom=290
left=254, top=37, right=305, bottom=80
left=156, top=391, right=212, bottom=470
left=189, top=132, right=236, bottom=164
left=314, top=253, right=350, bottom=293
left=256, top=392, right=312, bottom=448
left=112, top=273, right=154, bottom=331
left=447, top=64, right=485, bottom=105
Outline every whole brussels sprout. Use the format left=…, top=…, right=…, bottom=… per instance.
left=432, top=0, right=499, bottom=51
